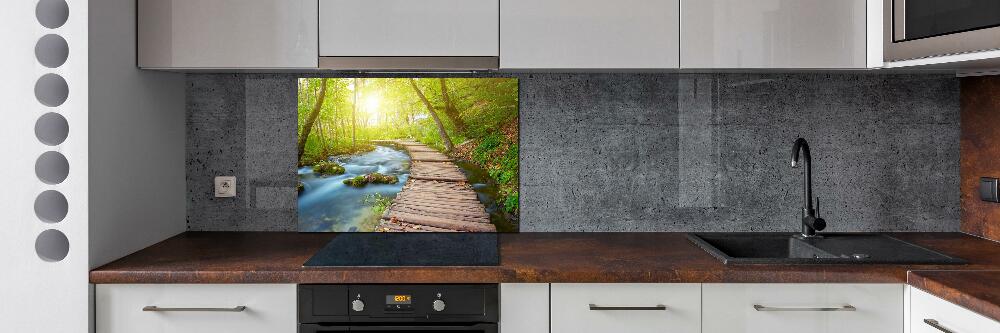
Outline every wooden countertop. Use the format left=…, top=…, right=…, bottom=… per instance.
left=908, top=270, right=1000, bottom=323
left=89, top=232, right=1000, bottom=321
left=91, top=232, right=1000, bottom=284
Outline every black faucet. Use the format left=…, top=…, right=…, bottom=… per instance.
left=791, top=138, right=826, bottom=238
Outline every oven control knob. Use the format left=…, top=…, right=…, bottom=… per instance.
left=351, top=299, right=365, bottom=312
left=432, top=299, right=446, bottom=312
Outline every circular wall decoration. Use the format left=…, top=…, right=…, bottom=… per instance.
left=34, top=190, right=68, bottom=223
left=35, top=229, right=70, bottom=262
left=34, top=73, right=69, bottom=107
left=35, top=151, right=69, bottom=184
left=35, top=112, right=69, bottom=145
left=36, top=0, right=69, bottom=29
left=35, top=34, right=69, bottom=68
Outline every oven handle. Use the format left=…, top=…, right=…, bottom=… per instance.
left=349, top=323, right=497, bottom=331
left=299, top=323, right=497, bottom=333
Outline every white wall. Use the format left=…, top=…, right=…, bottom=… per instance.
left=0, top=0, right=185, bottom=331
left=0, top=0, right=90, bottom=331
left=88, top=0, right=187, bottom=270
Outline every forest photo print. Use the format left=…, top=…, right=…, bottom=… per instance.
left=297, top=78, right=519, bottom=233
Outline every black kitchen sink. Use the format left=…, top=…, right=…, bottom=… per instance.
left=687, top=233, right=966, bottom=265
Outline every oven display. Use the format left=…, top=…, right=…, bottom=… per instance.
left=385, top=295, right=413, bottom=311
left=386, top=295, right=412, bottom=304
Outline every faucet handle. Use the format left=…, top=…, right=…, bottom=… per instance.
left=815, top=196, right=820, bottom=218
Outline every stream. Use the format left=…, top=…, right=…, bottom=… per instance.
left=298, top=145, right=410, bottom=232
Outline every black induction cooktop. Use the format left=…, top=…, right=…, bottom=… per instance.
left=303, top=233, right=500, bottom=267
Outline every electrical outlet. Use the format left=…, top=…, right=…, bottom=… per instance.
left=980, top=177, right=999, bottom=202
left=215, top=176, right=236, bottom=198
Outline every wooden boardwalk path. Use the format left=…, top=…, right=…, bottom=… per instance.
left=372, top=140, right=495, bottom=232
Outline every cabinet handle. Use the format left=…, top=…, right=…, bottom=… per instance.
left=588, top=304, right=667, bottom=311
left=753, top=304, right=856, bottom=312
left=142, top=306, right=247, bottom=312
left=923, top=319, right=955, bottom=333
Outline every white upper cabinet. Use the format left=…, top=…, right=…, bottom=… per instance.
left=137, top=0, right=318, bottom=69
left=319, top=0, right=499, bottom=57
left=680, top=0, right=870, bottom=69
left=500, top=0, right=680, bottom=69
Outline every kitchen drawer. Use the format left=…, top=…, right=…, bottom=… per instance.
left=550, top=283, right=701, bottom=333
left=703, top=283, right=903, bottom=333
left=910, top=287, right=1000, bottom=333
left=96, top=284, right=296, bottom=333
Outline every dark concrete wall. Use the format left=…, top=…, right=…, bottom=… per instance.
left=186, top=73, right=960, bottom=232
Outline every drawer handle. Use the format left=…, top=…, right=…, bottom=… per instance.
left=589, top=304, right=667, bottom=311
left=753, top=304, right=856, bottom=312
left=923, top=319, right=955, bottom=333
left=142, top=306, right=247, bottom=312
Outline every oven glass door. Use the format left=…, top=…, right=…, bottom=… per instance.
left=301, top=324, right=497, bottom=333
left=898, top=0, right=1000, bottom=41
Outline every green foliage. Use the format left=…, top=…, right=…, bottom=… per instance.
left=501, top=190, right=519, bottom=214
left=312, top=161, right=345, bottom=176
left=363, top=193, right=393, bottom=216
left=472, top=133, right=502, bottom=164
left=343, top=173, right=399, bottom=187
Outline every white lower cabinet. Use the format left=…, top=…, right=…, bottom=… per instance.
left=910, top=287, right=1000, bottom=333
left=96, top=284, right=297, bottom=333
left=702, top=283, right=904, bottom=333
left=500, top=283, right=549, bottom=333
left=550, top=283, right=701, bottom=333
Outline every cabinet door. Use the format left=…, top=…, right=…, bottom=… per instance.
left=96, top=284, right=297, bottom=333
left=501, top=0, right=680, bottom=69
left=137, top=0, right=318, bottom=69
left=500, top=284, right=548, bottom=333
left=910, top=287, right=1000, bottom=333
left=319, top=0, right=499, bottom=57
left=702, top=283, right=903, bottom=333
left=551, top=283, right=701, bottom=333
left=680, top=0, right=867, bottom=68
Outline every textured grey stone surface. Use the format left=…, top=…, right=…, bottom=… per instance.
left=186, top=75, right=298, bottom=231
left=186, top=73, right=960, bottom=232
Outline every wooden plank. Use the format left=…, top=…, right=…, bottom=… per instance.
left=383, top=211, right=496, bottom=232
left=390, top=198, right=485, bottom=210
left=389, top=204, right=489, bottom=221
left=396, top=191, right=480, bottom=200
left=409, top=175, right=468, bottom=182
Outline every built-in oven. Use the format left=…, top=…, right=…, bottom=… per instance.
left=299, top=284, right=498, bottom=333
left=885, top=0, right=1000, bottom=61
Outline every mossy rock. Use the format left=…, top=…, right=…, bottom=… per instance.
left=367, top=172, right=399, bottom=185
left=342, top=172, right=398, bottom=188
left=313, top=161, right=345, bottom=176
left=297, top=182, right=305, bottom=193
left=343, top=176, right=367, bottom=187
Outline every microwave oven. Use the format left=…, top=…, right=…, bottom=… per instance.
left=884, top=0, right=1000, bottom=62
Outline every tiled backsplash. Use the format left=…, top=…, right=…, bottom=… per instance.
left=187, top=73, right=960, bottom=232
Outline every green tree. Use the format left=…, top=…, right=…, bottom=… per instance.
left=297, top=78, right=328, bottom=160
left=408, top=78, right=455, bottom=152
